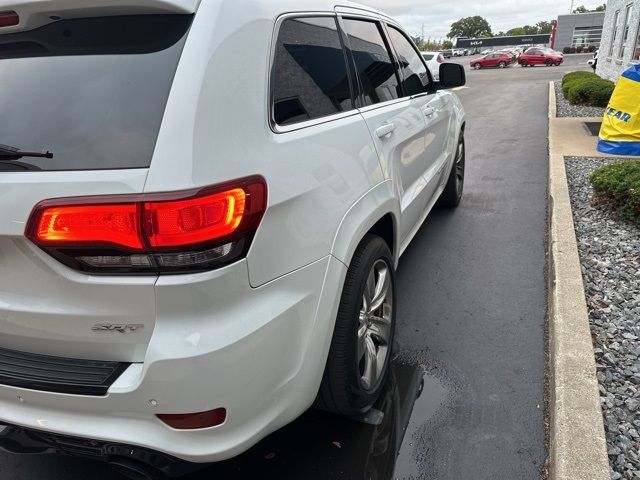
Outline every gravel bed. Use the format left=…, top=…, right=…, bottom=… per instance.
left=565, top=156, right=640, bottom=480
left=555, top=82, right=606, bottom=118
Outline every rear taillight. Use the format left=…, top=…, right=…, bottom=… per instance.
left=25, top=176, right=267, bottom=274
left=0, top=11, right=19, bottom=28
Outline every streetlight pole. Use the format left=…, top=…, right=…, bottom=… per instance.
left=570, top=0, right=575, bottom=13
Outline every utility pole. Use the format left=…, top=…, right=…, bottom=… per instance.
left=570, top=0, right=575, bottom=13
left=421, top=23, right=425, bottom=42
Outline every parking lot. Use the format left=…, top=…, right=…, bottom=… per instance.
left=0, top=55, right=593, bottom=479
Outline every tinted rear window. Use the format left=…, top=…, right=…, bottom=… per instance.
left=272, top=17, right=354, bottom=127
left=0, top=15, right=192, bottom=172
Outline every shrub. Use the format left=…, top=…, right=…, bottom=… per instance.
left=577, top=45, right=584, bottom=53
left=563, top=46, right=571, bottom=54
left=570, top=47, right=577, bottom=54
left=562, top=71, right=596, bottom=86
left=562, top=72, right=615, bottom=107
left=588, top=45, right=597, bottom=53
left=590, top=161, right=640, bottom=223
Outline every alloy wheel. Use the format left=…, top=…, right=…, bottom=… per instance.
left=358, top=259, right=393, bottom=391
left=455, top=137, right=465, bottom=198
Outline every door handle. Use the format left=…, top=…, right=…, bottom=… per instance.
left=375, top=123, right=396, bottom=139
left=423, top=106, right=436, bottom=117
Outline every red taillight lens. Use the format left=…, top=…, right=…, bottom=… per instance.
left=0, top=11, right=19, bottom=28
left=145, top=188, right=246, bottom=248
left=35, top=204, right=143, bottom=250
left=157, top=408, right=227, bottom=430
left=26, top=176, right=267, bottom=274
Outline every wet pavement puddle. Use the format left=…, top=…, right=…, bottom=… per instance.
left=188, top=361, right=451, bottom=479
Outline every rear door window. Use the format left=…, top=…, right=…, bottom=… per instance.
left=341, top=19, right=401, bottom=106
left=272, top=16, right=354, bottom=127
left=0, top=15, right=192, bottom=172
left=386, top=26, right=430, bottom=96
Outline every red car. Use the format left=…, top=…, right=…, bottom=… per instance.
left=519, top=47, right=563, bottom=67
left=470, top=52, right=512, bottom=70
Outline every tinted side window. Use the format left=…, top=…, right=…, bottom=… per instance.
left=272, top=17, right=353, bottom=127
left=341, top=19, right=400, bottom=106
left=387, top=27, right=430, bottom=96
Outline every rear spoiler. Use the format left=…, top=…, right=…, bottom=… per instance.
left=0, top=0, right=200, bottom=33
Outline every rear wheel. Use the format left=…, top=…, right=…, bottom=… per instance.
left=520, top=60, right=528, bottom=67
left=545, top=59, right=553, bottom=67
left=438, top=133, right=465, bottom=208
left=316, top=235, right=396, bottom=416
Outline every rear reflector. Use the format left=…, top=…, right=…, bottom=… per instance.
left=0, top=11, right=19, bottom=28
left=26, top=176, right=267, bottom=274
left=157, top=408, right=226, bottom=430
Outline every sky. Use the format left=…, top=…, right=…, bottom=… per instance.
left=357, top=0, right=608, bottom=40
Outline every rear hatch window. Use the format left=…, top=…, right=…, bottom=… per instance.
left=0, top=14, right=192, bottom=172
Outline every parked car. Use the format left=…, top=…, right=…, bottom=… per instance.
left=497, top=49, right=517, bottom=61
left=442, top=49, right=453, bottom=59
left=519, top=47, right=564, bottom=67
left=470, top=52, right=513, bottom=69
left=481, top=49, right=494, bottom=55
left=0, top=1, right=467, bottom=478
left=588, top=49, right=599, bottom=70
left=421, top=51, right=445, bottom=81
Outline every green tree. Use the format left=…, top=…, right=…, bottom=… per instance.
left=442, top=40, right=454, bottom=49
left=536, top=21, right=552, bottom=34
left=506, top=27, right=526, bottom=36
left=573, top=4, right=606, bottom=13
left=447, top=16, right=492, bottom=39
left=523, top=25, right=538, bottom=35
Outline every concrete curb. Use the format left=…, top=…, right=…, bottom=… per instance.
left=547, top=81, right=610, bottom=480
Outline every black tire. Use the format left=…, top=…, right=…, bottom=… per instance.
left=520, top=60, right=528, bottom=67
left=437, top=133, right=465, bottom=208
left=498, top=61, right=506, bottom=69
left=473, top=63, right=481, bottom=70
left=545, top=59, right=553, bottom=67
left=316, top=235, right=396, bottom=416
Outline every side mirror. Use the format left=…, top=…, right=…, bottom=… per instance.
left=439, top=63, right=466, bottom=89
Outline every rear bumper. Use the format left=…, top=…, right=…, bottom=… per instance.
left=0, top=256, right=347, bottom=463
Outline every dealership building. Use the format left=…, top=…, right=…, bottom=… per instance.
left=553, top=11, right=606, bottom=51
left=455, top=34, right=551, bottom=51
left=597, top=0, right=640, bottom=81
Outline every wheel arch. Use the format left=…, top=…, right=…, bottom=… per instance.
left=330, top=180, right=400, bottom=269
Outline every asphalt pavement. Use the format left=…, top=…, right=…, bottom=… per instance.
left=0, top=54, right=594, bottom=479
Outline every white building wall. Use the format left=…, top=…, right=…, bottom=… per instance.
left=597, top=0, right=640, bottom=81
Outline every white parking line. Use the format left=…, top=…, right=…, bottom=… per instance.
left=451, top=86, right=470, bottom=91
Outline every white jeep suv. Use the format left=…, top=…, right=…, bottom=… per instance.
left=0, top=0, right=466, bottom=478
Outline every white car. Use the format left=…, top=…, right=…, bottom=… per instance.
left=0, top=0, right=466, bottom=478
left=588, top=49, right=599, bottom=70
left=421, top=51, right=445, bottom=81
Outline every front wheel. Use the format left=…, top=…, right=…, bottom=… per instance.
left=316, top=235, right=396, bottom=416
left=498, top=61, right=506, bottom=69
left=473, top=63, right=481, bottom=70
left=437, top=133, right=465, bottom=208
left=520, top=60, right=528, bottom=67
left=545, top=59, right=553, bottom=67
